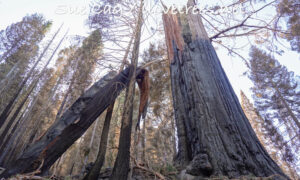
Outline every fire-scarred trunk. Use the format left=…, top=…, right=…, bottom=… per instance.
left=0, top=66, right=145, bottom=179
left=162, top=1, right=287, bottom=179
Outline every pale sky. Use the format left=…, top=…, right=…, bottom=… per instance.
left=0, top=0, right=299, bottom=103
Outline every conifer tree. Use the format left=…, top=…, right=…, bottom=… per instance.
left=248, top=46, right=299, bottom=174
left=249, top=47, right=299, bottom=141
left=241, top=91, right=268, bottom=147
left=241, top=91, right=299, bottom=179
left=276, top=0, right=300, bottom=52
left=0, top=13, right=51, bottom=63
left=0, top=14, right=52, bottom=127
left=0, top=14, right=52, bottom=113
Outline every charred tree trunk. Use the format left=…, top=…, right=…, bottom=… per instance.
left=84, top=17, right=135, bottom=180
left=110, top=0, right=144, bottom=179
left=162, top=1, right=287, bottom=179
left=0, top=31, right=68, bottom=162
left=0, top=66, right=145, bottom=178
left=84, top=103, right=114, bottom=180
left=81, top=117, right=99, bottom=173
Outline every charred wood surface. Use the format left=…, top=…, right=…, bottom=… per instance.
left=0, top=66, right=144, bottom=178
left=163, top=11, right=287, bottom=179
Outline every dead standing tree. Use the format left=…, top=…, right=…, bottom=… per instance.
left=110, top=0, right=144, bottom=179
left=162, top=0, right=287, bottom=178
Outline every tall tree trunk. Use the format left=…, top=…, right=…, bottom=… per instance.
left=83, top=104, right=114, bottom=180
left=162, top=1, right=287, bottom=178
left=0, top=66, right=144, bottom=179
left=273, top=86, right=300, bottom=129
left=84, top=29, right=134, bottom=180
left=0, top=82, right=34, bottom=145
left=69, top=138, right=83, bottom=176
left=0, top=88, right=40, bottom=165
left=110, top=0, right=144, bottom=179
left=0, top=109, right=25, bottom=166
left=54, top=69, right=78, bottom=121
left=0, top=60, right=22, bottom=94
left=141, top=116, right=146, bottom=163
left=81, top=117, right=99, bottom=172
left=29, top=76, right=63, bottom=144
left=0, top=30, right=68, bottom=155
left=0, top=25, right=63, bottom=128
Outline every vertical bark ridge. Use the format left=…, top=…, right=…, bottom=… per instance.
left=163, top=9, right=287, bottom=178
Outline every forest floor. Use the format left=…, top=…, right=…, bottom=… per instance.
left=6, top=167, right=288, bottom=180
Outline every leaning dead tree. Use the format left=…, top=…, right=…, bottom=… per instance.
left=162, top=0, right=287, bottom=179
left=0, top=66, right=146, bottom=178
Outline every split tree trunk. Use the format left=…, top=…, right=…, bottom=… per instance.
left=0, top=66, right=144, bottom=179
left=162, top=1, right=287, bottom=178
left=84, top=23, right=135, bottom=180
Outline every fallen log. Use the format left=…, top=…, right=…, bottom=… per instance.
left=0, top=66, right=142, bottom=178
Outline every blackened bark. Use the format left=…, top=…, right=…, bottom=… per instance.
left=0, top=67, right=144, bottom=178
left=110, top=84, right=135, bottom=180
left=84, top=103, right=114, bottom=180
left=110, top=0, right=144, bottom=179
left=0, top=32, right=68, bottom=163
left=162, top=6, right=287, bottom=179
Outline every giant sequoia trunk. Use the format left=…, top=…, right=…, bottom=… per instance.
left=162, top=1, right=287, bottom=179
left=0, top=66, right=144, bottom=178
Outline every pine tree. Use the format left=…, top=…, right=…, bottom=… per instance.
left=240, top=91, right=268, bottom=147
left=249, top=46, right=299, bottom=174
left=276, top=0, right=300, bottom=52
left=0, top=14, right=52, bottom=113
left=241, top=91, right=299, bottom=179
left=249, top=47, right=299, bottom=151
left=0, top=13, right=51, bottom=63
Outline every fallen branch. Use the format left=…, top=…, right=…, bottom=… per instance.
left=130, top=155, right=166, bottom=180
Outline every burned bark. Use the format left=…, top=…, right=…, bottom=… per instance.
left=83, top=103, right=114, bottom=180
left=110, top=0, right=144, bottom=179
left=162, top=1, right=287, bottom=179
left=0, top=66, right=145, bottom=178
